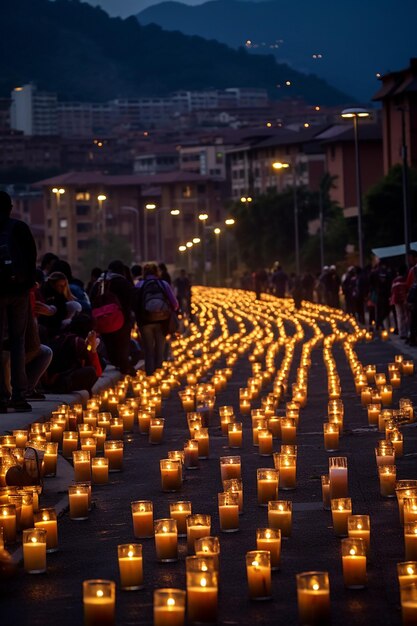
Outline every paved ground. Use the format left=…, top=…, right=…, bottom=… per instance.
left=1, top=290, right=417, bottom=626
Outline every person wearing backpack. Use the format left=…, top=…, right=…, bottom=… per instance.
left=0, top=191, right=37, bottom=413
left=135, top=263, right=179, bottom=376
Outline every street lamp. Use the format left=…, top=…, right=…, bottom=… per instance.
left=225, top=218, right=236, bottom=284
left=198, top=213, right=209, bottom=285
left=144, top=203, right=156, bottom=261
left=214, top=227, right=221, bottom=286
left=52, top=187, right=65, bottom=252
left=240, top=196, right=252, bottom=203
left=341, top=107, right=370, bottom=268
left=272, top=160, right=300, bottom=275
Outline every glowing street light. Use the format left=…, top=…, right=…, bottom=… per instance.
left=272, top=160, right=300, bottom=275
left=240, top=196, right=253, bottom=203
left=341, top=107, right=370, bottom=267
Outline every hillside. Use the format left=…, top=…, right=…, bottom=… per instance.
left=137, top=0, right=417, bottom=101
left=0, top=0, right=351, bottom=104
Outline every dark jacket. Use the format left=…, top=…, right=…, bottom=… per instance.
left=0, top=218, right=37, bottom=296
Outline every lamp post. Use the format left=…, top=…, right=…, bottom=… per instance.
left=121, top=206, right=140, bottom=260
left=272, top=161, right=300, bottom=275
left=225, top=218, right=235, bottom=285
left=158, top=208, right=181, bottom=262
left=52, top=187, right=65, bottom=252
left=341, top=107, right=370, bottom=268
left=144, top=203, right=156, bottom=261
left=214, top=227, right=221, bottom=286
left=96, top=194, right=107, bottom=265
left=398, top=107, right=411, bottom=261
left=198, top=213, right=209, bottom=285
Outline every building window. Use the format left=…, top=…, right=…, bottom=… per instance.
left=76, top=204, right=90, bottom=216
left=182, top=185, right=192, bottom=198
left=77, top=223, right=92, bottom=233
left=75, top=191, right=91, bottom=201
left=59, top=219, right=68, bottom=229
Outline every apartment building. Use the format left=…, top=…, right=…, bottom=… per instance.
left=11, top=84, right=58, bottom=136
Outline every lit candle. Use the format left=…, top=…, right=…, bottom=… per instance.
left=268, top=501, right=292, bottom=538
left=323, top=423, right=339, bottom=452
left=223, top=478, right=244, bottom=513
left=184, top=440, right=199, bottom=470
left=138, top=411, right=151, bottom=435
left=257, top=429, right=273, bottom=456
left=389, top=430, right=404, bottom=458
left=400, top=582, right=417, bottom=625
left=403, top=360, right=414, bottom=376
left=227, top=423, right=243, bottom=448
left=341, top=538, right=367, bottom=588
left=72, top=450, right=91, bottom=482
left=275, top=453, right=296, bottom=490
left=329, top=456, right=348, bottom=499
left=331, top=498, right=352, bottom=537
left=34, top=508, right=58, bottom=552
left=296, top=571, right=330, bottom=626
left=379, top=465, right=397, bottom=497
left=170, top=501, right=192, bottom=537
left=246, top=550, right=271, bottom=600
left=131, top=500, right=154, bottom=538
left=0, top=504, right=16, bottom=543
left=154, top=588, right=186, bottom=626
left=68, top=485, right=89, bottom=520
left=62, top=432, right=79, bottom=458
left=347, top=515, right=370, bottom=554
left=83, top=579, right=115, bottom=626
left=109, top=418, right=124, bottom=440
left=256, top=528, right=281, bottom=570
left=280, top=418, right=297, bottom=445
left=397, top=485, right=417, bottom=525
left=321, top=475, right=331, bottom=511
left=186, top=514, right=211, bottom=554
left=91, top=457, right=109, bottom=485
left=367, top=403, right=381, bottom=427
left=23, top=528, right=47, bottom=574
left=194, top=428, right=209, bottom=459
left=160, top=459, right=182, bottom=492
left=257, top=468, right=279, bottom=506
left=154, top=518, right=178, bottom=562
left=397, top=562, right=417, bottom=590
left=218, top=492, right=239, bottom=533
left=380, top=385, right=393, bottom=407
left=186, top=570, right=218, bottom=624
left=404, top=499, right=417, bottom=526
left=20, top=493, right=34, bottom=529
left=405, top=523, right=417, bottom=560
left=13, top=429, right=28, bottom=448
left=149, top=418, right=165, bottom=444
left=104, top=440, right=123, bottom=472
left=194, top=537, right=220, bottom=571
left=118, top=543, right=143, bottom=590
left=80, top=437, right=97, bottom=459
left=220, top=456, right=241, bottom=482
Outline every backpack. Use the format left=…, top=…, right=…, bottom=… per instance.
left=138, top=279, right=171, bottom=322
left=91, top=277, right=125, bottom=334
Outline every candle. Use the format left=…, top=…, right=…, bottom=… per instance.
left=220, top=413, right=235, bottom=437
left=131, top=500, right=154, bottom=538
left=267, top=416, right=281, bottom=439
left=397, top=485, right=417, bottom=525
left=23, top=528, right=47, bottom=574
left=34, top=508, right=58, bottom=552
left=109, top=418, right=124, bottom=440
left=257, top=468, right=279, bottom=506
left=331, top=498, right=352, bottom=537
left=223, top=478, right=244, bottom=513
left=379, top=464, right=397, bottom=497
left=323, top=423, right=339, bottom=452
left=91, top=458, right=109, bottom=485
left=405, top=523, right=417, bottom=560
left=83, top=579, right=115, bottom=626
left=296, top=571, right=331, bottom=626
left=138, top=410, right=151, bottom=434
left=360, top=386, right=373, bottom=406
left=170, top=501, right=192, bottom=537
left=97, top=412, right=112, bottom=433
left=62, top=432, right=79, bottom=458
left=380, top=385, right=393, bottom=406
left=160, top=459, right=182, bottom=492
left=118, top=543, right=143, bottom=590
left=403, top=360, right=414, bottom=376
left=218, top=492, right=239, bottom=533
left=220, top=456, right=241, bottom=482
left=184, top=440, right=199, bottom=470
left=252, top=418, right=267, bottom=446
left=186, top=570, right=218, bottom=624
left=401, top=582, right=417, bottom=626
left=155, top=518, right=178, bottom=562
left=20, top=493, right=34, bottom=529
left=80, top=437, right=97, bottom=459
left=256, top=528, right=281, bottom=570
left=104, top=441, right=123, bottom=472
left=341, top=538, right=367, bottom=588
left=258, top=429, right=273, bottom=456
left=398, top=562, right=417, bottom=589
left=186, top=514, right=211, bottom=554
left=329, top=456, right=348, bottom=499
left=321, top=475, right=331, bottom=510
left=268, top=501, right=292, bottom=538
left=72, top=450, right=91, bottom=482
left=13, top=429, right=28, bottom=448
left=149, top=418, right=165, bottom=444
left=388, top=430, right=404, bottom=458
left=367, top=403, right=381, bottom=427
left=404, top=499, right=417, bottom=525
left=347, top=515, right=370, bottom=554
left=78, top=423, right=94, bottom=439
left=281, top=418, right=297, bottom=445
left=68, top=485, right=89, bottom=520
left=194, top=537, right=220, bottom=571
left=227, top=423, right=242, bottom=448
left=246, top=550, right=271, bottom=600
left=0, top=504, right=16, bottom=543
left=194, top=428, right=209, bottom=459
left=154, top=589, right=186, bottom=626
left=275, top=453, right=296, bottom=490
left=120, top=409, right=135, bottom=432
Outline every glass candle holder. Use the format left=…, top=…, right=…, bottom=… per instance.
left=160, top=459, right=182, bottom=492
left=275, top=453, right=296, bottom=491
left=83, top=579, right=115, bottom=626
left=91, top=457, right=109, bottom=485
left=34, top=507, right=58, bottom=552
left=23, top=528, right=47, bottom=574
left=220, top=413, right=235, bottom=437
left=72, top=450, right=91, bottom=482
left=154, top=588, right=186, bottom=626
left=256, top=528, right=281, bottom=570
left=223, top=478, right=243, bottom=513
left=380, top=384, right=393, bottom=406
left=398, top=562, right=417, bottom=590
left=68, top=485, right=89, bottom=520
left=20, top=493, right=34, bottom=529
left=405, top=523, right=417, bottom=560
left=367, top=403, right=381, bottom=427
left=138, top=410, right=152, bottom=435
left=388, top=430, right=404, bottom=458
left=220, top=456, right=241, bottom=482
left=73, top=481, right=92, bottom=511
left=379, top=465, right=397, bottom=497
left=118, top=543, right=143, bottom=590
left=194, top=428, right=209, bottom=459
left=296, top=571, right=330, bottom=626
left=403, top=360, right=414, bottom=376
left=347, top=515, right=370, bottom=554
left=404, top=499, right=417, bottom=525
left=268, top=500, right=292, bottom=538
left=252, top=418, right=267, bottom=446
left=227, top=423, right=242, bottom=449
left=104, top=440, right=123, bottom=472
left=331, top=497, right=352, bottom=537
left=185, top=555, right=216, bottom=573
left=170, top=501, right=192, bottom=537
left=257, top=468, right=279, bottom=506
left=323, top=423, right=339, bottom=452
left=194, top=537, right=220, bottom=571
left=80, top=437, right=97, bottom=459
left=281, top=418, right=297, bottom=445
left=329, top=456, right=348, bottom=499
left=0, top=504, right=17, bottom=544
left=97, top=412, right=112, bottom=433
left=184, top=440, right=199, bottom=470
left=397, top=485, right=417, bottom=525
left=257, top=429, right=273, bottom=456
left=131, top=500, right=154, bottom=538
left=62, top=432, right=79, bottom=458
left=78, top=423, right=94, bottom=439
left=375, top=444, right=395, bottom=467
left=401, top=582, right=417, bottom=625
left=246, top=550, right=271, bottom=600
left=154, top=518, right=178, bottom=562
left=42, top=442, right=58, bottom=476
left=186, top=569, right=218, bottom=624
left=186, top=514, right=211, bottom=554
left=341, top=537, right=367, bottom=588
left=13, top=429, right=28, bottom=448
left=149, top=418, right=165, bottom=444
left=321, top=475, right=331, bottom=511
left=109, top=418, right=124, bottom=440
left=267, top=416, right=281, bottom=439
left=218, top=492, right=239, bottom=533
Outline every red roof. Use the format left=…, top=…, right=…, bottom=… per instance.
left=34, top=170, right=222, bottom=188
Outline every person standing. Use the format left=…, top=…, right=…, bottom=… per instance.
left=0, top=191, right=37, bottom=412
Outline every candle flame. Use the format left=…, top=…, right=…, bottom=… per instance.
left=407, top=566, right=415, bottom=575
left=42, top=514, right=48, bottom=521
left=96, top=589, right=104, bottom=598
left=167, top=597, right=175, bottom=607
left=31, top=536, right=37, bottom=543
left=349, top=548, right=356, bottom=556
left=200, top=577, right=207, bottom=587
left=265, top=531, right=271, bottom=539
left=252, top=560, right=259, bottom=567
left=179, top=505, right=183, bottom=511
left=162, top=526, right=168, bottom=533
left=312, top=582, right=319, bottom=591
left=357, top=523, right=362, bottom=530
left=128, top=550, right=134, bottom=558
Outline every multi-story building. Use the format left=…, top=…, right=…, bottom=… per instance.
left=10, top=84, right=58, bottom=136
left=133, top=145, right=180, bottom=175
left=0, top=130, right=61, bottom=172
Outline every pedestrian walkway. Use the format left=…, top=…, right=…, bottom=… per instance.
left=1, top=289, right=416, bottom=626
